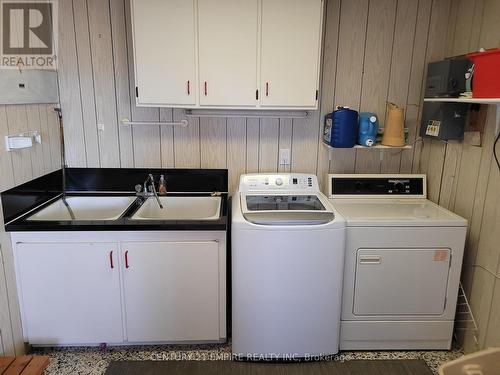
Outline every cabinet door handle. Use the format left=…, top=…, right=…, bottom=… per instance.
left=109, top=250, right=114, bottom=269
left=266, top=82, right=269, bottom=97
left=125, top=250, right=129, bottom=269
left=187, top=80, right=190, bottom=95
left=204, top=81, right=208, bottom=96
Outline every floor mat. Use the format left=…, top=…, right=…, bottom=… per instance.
left=105, top=359, right=434, bottom=375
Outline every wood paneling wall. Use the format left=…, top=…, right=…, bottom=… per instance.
left=0, top=104, right=61, bottom=355
left=57, top=0, right=449, bottom=193
left=417, top=0, right=500, bottom=352
left=0, top=105, right=61, bottom=192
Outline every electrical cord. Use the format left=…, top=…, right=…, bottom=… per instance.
left=494, top=131, right=500, bottom=172
left=466, top=264, right=500, bottom=280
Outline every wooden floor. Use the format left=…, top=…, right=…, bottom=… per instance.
left=0, top=356, right=49, bottom=375
left=105, top=359, right=434, bottom=375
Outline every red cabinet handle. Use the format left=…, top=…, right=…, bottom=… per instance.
left=187, top=80, right=190, bottom=95
left=204, top=81, right=208, bottom=96
left=125, top=250, right=129, bottom=269
left=109, top=251, right=114, bottom=269
left=266, top=82, right=269, bottom=97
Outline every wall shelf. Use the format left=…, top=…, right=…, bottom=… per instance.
left=424, top=97, right=500, bottom=105
left=323, top=142, right=412, bottom=150
left=424, top=97, right=500, bottom=136
left=323, top=142, right=411, bottom=161
left=353, top=144, right=412, bottom=149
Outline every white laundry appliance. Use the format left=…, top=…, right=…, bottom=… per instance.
left=232, top=173, right=346, bottom=359
left=327, top=174, right=467, bottom=350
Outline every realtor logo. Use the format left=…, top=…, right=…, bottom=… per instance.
left=1, top=1, right=57, bottom=68
left=3, top=2, right=53, bottom=54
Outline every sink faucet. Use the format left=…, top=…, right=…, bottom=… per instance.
left=135, top=174, right=164, bottom=209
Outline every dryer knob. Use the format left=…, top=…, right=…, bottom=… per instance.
left=275, top=178, right=283, bottom=186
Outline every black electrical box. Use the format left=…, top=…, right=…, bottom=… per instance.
left=420, top=102, right=470, bottom=140
left=425, top=58, right=472, bottom=98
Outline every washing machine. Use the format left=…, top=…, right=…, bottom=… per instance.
left=327, top=174, right=467, bottom=350
left=232, top=173, right=345, bottom=360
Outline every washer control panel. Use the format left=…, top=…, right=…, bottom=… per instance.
left=239, top=174, right=318, bottom=192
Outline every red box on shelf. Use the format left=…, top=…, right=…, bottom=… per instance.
left=467, top=48, right=500, bottom=98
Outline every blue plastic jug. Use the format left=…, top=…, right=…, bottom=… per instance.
left=358, top=112, right=379, bottom=147
left=323, top=107, right=359, bottom=148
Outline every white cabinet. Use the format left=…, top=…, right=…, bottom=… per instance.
left=122, top=241, right=220, bottom=342
left=198, top=0, right=258, bottom=107
left=260, top=0, right=323, bottom=108
left=131, top=0, right=197, bottom=106
left=15, top=242, right=123, bottom=345
left=11, top=231, right=226, bottom=346
left=131, top=0, right=323, bottom=109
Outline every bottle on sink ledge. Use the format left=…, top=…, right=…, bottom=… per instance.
left=158, top=175, right=167, bottom=195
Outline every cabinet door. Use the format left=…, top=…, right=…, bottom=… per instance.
left=260, top=0, right=323, bottom=108
left=198, top=0, right=258, bottom=107
left=132, top=0, right=196, bottom=106
left=16, top=242, right=123, bottom=345
left=122, top=241, right=220, bottom=342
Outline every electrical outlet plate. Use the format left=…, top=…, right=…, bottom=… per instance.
left=279, top=148, right=291, bottom=166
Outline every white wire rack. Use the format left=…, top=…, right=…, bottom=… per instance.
left=454, top=282, right=479, bottom=346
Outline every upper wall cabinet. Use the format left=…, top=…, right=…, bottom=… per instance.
left=198, top=0, right=258, bottom=107
left=131, top=0, right=324, bottom=110
left=132, top=0, right=197, bottom=106
left=260, top=0, right=323, bottom=108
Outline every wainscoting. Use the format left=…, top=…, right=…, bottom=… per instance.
left=0, top=197, right=25, bottom=355
left=0, top=329, right=4, bottom=356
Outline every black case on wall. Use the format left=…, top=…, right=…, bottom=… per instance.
left=425, top=58, right=472, bottom=98
left=420, top=102, right=470, bottom=140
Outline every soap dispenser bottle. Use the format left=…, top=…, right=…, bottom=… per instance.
left=159, top=175, right=167, bottom=194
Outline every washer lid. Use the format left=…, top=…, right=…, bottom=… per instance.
left=245, top=194, right=326, bottom=211
left=331, top=199, right=467, bottom=227
left=241, top=193, right=335, bottom=225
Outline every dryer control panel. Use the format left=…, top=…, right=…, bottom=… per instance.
left=328, top=174, right=427, bottom=198
left=239, top=174, right=319, bottom=192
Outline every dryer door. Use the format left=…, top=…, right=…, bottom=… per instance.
left=353, top=248, right=451, bottom=315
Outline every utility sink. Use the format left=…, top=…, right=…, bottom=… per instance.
left=131, top=196, right=221, bottom=221
left=27, top=196, right=137, bottom=221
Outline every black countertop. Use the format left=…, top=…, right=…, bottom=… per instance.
left=2, top=168, right=229, bottom=232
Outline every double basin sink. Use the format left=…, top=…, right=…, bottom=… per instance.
left=27, top=196, right=222, bottom=222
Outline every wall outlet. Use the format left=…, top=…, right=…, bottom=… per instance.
left=279, top=148, right=291, bottom=166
